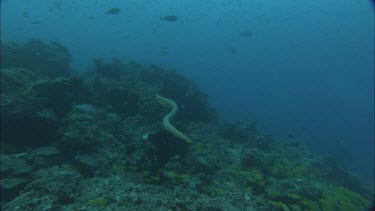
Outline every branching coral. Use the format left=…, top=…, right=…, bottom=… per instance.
left=156, top=95, right=191, bottom=143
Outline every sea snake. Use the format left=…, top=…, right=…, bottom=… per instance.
left=156, top=95, right=192, bottom=143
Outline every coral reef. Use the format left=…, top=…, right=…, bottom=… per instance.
left=0, top=40, right=373, bottom=210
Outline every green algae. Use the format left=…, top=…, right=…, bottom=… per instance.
left=87, top=197, right=108, bottom=207
left=320, top=185, right=370, bottom=210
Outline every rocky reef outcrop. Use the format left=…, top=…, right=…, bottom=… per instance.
left=1, top=40, right=373, bottom=210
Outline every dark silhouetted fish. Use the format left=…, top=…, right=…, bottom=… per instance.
left=22, top=11, right=29, bottom=18
left=160, top=15, right=178, bottom=22
left=227, top=45, right=237, bottom=55
left=239, top=29, right=253, bottom=37
left=106, top=8, right=120, bottom=15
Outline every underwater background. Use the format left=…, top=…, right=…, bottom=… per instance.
left=1, top=0, right=374, bottom=210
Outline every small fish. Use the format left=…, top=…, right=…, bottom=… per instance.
left=31, top=21, right=41, bottom=24
left=22, top=11, right=29, bottom=18
left=239, top=29, right=253, bottom=37
left=106, top=8, right=120, bottom=15
left=160, top=15, right=178, bottom=22
left=288, top=134, right=295, bottom=139
left=227, top=46, right=237, bottom=55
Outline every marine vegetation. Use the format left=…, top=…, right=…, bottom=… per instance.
left=0, top=40, right=373, bottom=210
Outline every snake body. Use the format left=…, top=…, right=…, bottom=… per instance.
left=156, top=95, right=192, bottom=143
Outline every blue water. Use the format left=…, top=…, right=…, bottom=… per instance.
left=1, top=0, right=374, bottom=181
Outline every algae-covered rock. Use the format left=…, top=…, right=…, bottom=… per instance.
left=0, top=154, right=33, bottom=175
left=1, top=40, right=70, bottom=78
left=87, top=197, right=108, bottom=207
left=320, top=185, right=370, bottom=210
left=240, top=148, right=270, bottom=169
left=31, top=76, right=88, bottom=116
left=1, top=67, right=87, bottom=151
left=0, top=67, right=44, bottom=94
left=0, top=154, right=32, bottom=202
left=2, top=165, right=82, bottom=211
left=90, top=60, right=218, bottom=123
left=0, top=177, right=29, bottom=202
left=266, top=178, right=322, bottom=202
